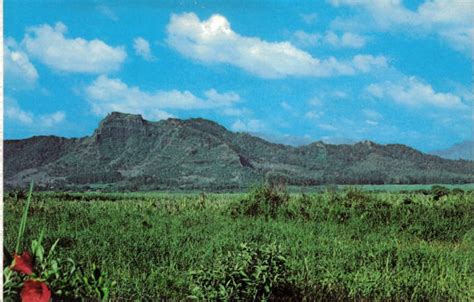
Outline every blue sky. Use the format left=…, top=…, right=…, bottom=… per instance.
left=4, top=0, right=473, bottom=151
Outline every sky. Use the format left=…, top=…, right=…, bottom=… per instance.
left=4, top=0, right=473, bottom=152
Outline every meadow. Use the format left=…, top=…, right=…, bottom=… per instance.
left=3, top=186, right=473, bottom=300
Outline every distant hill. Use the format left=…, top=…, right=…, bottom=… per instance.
left=4, top=112, right=474, bottom=191
left=431, top=140, right=474, bottom=161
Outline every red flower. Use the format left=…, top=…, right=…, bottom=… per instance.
left=20, top=280, right=51, bottom=302
left=11, top=252, right=34, bottom=275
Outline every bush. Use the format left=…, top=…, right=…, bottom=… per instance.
left=188, top=242, right=298, bottom=301
left=235, top=185, right=289, bottom=218
left=431, top=185, right=450, bottom=200
left=451, top=188, right=464, bottom=195
left=345, top=187, right=369, bottom=203
left=7, top=188, right=28, bottom=201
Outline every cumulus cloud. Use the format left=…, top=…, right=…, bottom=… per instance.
left=84, top=75, right=242, bottom=120
left=4, top=38, right=39, bottom=88
left=5, top=98, right=34, bottom=124
left=5, top=97, right=65, bottom=127
left=324, top=31, right=366, bottom=48
left=231, top=119, right=265, bottom=132
left=204, top=89, right=240, bottom=107
left=329, top=0, right=474, bottom=55
left=352, top=54, right=387, bottom=72
left=292, top=30, right=321, bottom=47
left=133, top=37, right=155, bottom=61
left=40, top=111, right=66, bottom=127
left=292, top=30, right=366, bottom=49
left=367, top=76, right=467, bottom=109
left=22, top=22, right=126, bottom=73
left=166, top=13, right=388, bottom=78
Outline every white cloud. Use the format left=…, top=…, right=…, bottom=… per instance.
left=352, top=54, right=387, bottom=72
left=362, top=109, right=382, bottom=120
left=40, top=111, right=66, bottom=127
left=305, top=111, right=322, bottom=120
left=365, top=120, right=378, bottom=126
left=450, top=82, right=474, bottom=105
left=318, top=123, right=337, bottom=131
left=96, top=5, right=119, bottom=21
left=5, top=98, right=34, bottom=124
left=4, top=38, right=39, bottom=87
left=324, top=31, right=366, bottom=48
left=300, top=13, right=318, bottom=25
left=85, top=75, right=242, bottom=120
left=293, top=30, right=366, bottom=49
left=308, top=97, right=322, bottom=106
left=133, top=37, right=155, bottom=61
left=22, top=22, right=127, bottom=73
left=280, top=101, right=292, bottom=111
left=329, top=0, right=474, bottom=55
left=221, top=107, right=249, bottom=117
left=204, top=89, right=240, bottom=107
left=367, top=76, right=467, bottom=109
left=166, top=13, right=388, bottom=78
left=306, top=90, right=349, bottom=108
left=292, top=31, right=321, bottom=47
left=5, top=97, right=65, bottom=127
left=332, top=90, right=349, bottom=99
left=231, top=119, right=265, bottom=132
left=366, top=83, right=384, bottom=98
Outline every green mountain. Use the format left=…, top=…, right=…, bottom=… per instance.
left=431, top=140, right=474, bottom=161
left=5, top=112, right=474, bottom=191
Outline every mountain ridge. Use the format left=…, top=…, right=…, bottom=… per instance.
left=431, top=140, right=474, bottom=161
left=5, top=112, right=474, bottom=191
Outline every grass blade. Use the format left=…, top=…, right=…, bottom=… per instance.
left=14, top=181, right=34, bottom=254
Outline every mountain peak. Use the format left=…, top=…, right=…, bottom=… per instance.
left=431, top=140, right=474, bottom=160
left=97, top=112, right=147, bottom=127
left=185, top=118, right=228, bottom=132
left=102, top=112, right=144, bottom=122
left=160, top=117, right=229, bottom=138
left=93, top=112, right=148, bottom=140
left=355, top=140, right=377, bottom=147
left=4, top=112, right=474, bottom=189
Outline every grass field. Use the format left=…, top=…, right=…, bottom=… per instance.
left=4, top=186, right=474, bottom=300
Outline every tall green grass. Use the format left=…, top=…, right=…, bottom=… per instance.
left=14, top=182, right=34, bottom=254
left=3, top=187, right=473, bottom=300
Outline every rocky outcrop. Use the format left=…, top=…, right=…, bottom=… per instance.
left=4, top=112, right=474, bottom=190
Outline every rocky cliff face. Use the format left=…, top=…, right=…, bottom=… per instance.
left=4, top=112, right=474, bottom=191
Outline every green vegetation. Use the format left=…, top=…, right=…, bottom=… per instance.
left=5, top=112, right=474, bottom=191
left=3, top=183, right=116, bottom=301
left=4, top=186, right=473, bottom=300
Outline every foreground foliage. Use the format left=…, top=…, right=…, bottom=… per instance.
left=3, top=184, right=116, bottom=301
left=3, top=186, right=473, bottom=300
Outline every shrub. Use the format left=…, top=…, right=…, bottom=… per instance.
left=188, top=242, right=298, bottom=301
left=345, top=187, right=369, bottom=203
left=235, top=185, right=289, bottom=218
left=431, top=185, right=450, bottom=200
left=451, top=188, right=464, bottom=195
left=7, top=188, right=28, bottom=201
